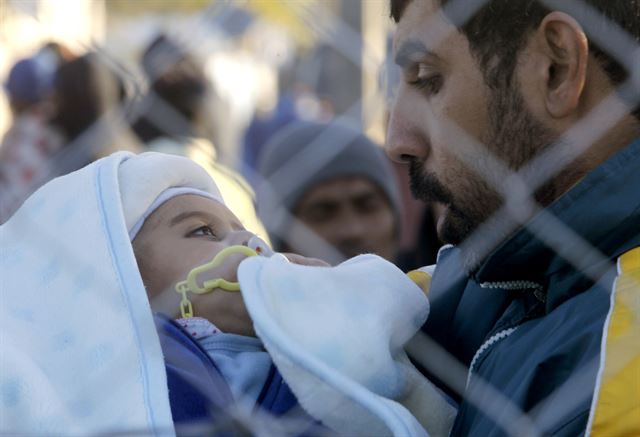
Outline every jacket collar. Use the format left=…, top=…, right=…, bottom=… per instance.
left=473, top=137, right=640, bottom=310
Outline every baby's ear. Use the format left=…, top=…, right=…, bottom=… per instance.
left=131, top=239, right=152, bottom=288
left=131, top=240, right=145, bottom=270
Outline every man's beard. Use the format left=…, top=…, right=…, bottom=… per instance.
left=409, top=160, right=489, bottom=246
left=409, top=82, right=558, bottom=252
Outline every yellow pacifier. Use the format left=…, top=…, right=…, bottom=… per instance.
left=175, top=236, right=274, bottom=318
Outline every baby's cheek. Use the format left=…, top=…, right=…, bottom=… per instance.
left=192, top=291, right=254, bottom=336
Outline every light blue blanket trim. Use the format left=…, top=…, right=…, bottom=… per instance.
left=240, top=258, right=417, bottom=436
left=95, top=154, right=173, bottom=435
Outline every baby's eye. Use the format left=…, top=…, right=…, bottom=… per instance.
left=190, top=226, right=218, bottom=239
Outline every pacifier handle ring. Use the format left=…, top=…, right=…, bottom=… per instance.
left=175, top=281, right=194, bottom=318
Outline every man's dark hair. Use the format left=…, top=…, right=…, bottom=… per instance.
left=390, top=0, right=640, bottom=96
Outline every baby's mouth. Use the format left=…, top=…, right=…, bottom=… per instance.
left=174, top=245, right=259, bottom=318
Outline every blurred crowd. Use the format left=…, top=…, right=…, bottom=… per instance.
left=0, top=35, right=442, bottom=270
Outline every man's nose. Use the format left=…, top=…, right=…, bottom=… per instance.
left=385, top=97, right=428, bottom=164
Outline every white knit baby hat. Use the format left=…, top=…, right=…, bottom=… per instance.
left=118, top=152, right=225, bottom=240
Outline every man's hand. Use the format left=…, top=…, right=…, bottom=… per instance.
left=281, top=253, right=330, bottom=267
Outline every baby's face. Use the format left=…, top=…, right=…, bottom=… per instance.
left=133, top=194, right=256, bottom=336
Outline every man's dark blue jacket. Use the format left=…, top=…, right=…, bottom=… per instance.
left=422, top=138, right=640, bottom=436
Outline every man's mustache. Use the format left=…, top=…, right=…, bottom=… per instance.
left=408, top=159, right=454, bottom=205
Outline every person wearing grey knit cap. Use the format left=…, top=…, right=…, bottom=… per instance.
left=256, top=121, right=402, bottom=265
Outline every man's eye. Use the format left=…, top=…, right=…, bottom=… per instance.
left=413, top=75, right=443, bottom=94
left=409, top=64, right=443, bottom=95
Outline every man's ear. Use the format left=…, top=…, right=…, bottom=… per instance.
left=535, top=11, right=589, bottom=118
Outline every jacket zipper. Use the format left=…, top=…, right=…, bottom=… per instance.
left=480, top=280, right=546, bottom=302
left=466, top=280, right=545, bottom=389
left=466, top=326, right=519, bottom=389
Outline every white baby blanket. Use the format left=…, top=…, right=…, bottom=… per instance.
left=0, top=152, right=219, bottom=435
left=238, top=254, right=457, bottom=436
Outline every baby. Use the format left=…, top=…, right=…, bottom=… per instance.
left=129, top=185, right=330, bottom=411
left=132, top=188, right=325, bottom=333
left=0, top=151, right=453, bottom=436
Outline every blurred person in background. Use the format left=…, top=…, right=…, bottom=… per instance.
left=3, top=58, right=47, bottom=117
left=241, top=92, right=299, bottom=186
left=241, top=82, right=336, bottom=187
left=32, top=41, right=76, bottom=86
left=132, top=34, right=209, bottom=146
left=241, top=55, right=335, bottom=186
left=256, top=121, right=402, bottom=265
left=0, top=57, right=63, bottom=223
left=0, top=51, right=134, bottom=223
left=132, top=34, right=269, bottom=241
left=50, top=53, right=137, bottom=163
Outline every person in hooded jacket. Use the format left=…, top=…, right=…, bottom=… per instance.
left=387, top=1, right=640, bottom=435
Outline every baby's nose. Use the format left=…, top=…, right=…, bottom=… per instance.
left=228, top=230, right=255, bottom=246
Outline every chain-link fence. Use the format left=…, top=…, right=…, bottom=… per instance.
left=1, top=0, right=638, bottom=435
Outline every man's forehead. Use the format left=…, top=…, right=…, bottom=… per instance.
left=392, top=0, right=454, bottom=57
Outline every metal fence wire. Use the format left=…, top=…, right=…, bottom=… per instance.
left=0, top=0, right=638, bottom=436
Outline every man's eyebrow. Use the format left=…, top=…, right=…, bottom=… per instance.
left=394, top=39, right=436, bottom=67
left=169, top=210, right=213, bottom=227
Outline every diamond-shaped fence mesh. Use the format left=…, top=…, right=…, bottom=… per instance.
left=1, top=0, right=638, bottom=436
